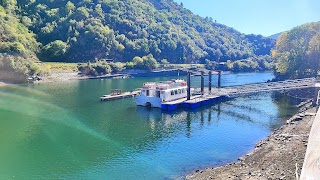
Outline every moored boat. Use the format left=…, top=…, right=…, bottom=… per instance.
left=135, top=79, right=188, bottom=108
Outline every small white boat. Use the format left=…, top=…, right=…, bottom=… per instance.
left=135, top=79, right=188, bottom=108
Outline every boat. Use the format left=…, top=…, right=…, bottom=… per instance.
left=135, top=79, right=188, bottom=108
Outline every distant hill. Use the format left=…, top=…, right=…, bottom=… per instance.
left=1, top=0, right=275, bottom=64
left=269, top=32, right=283, bottom=40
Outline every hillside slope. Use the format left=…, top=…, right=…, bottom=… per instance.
left=0, top=2, right=41, bottom=83
left=0, top=4, right=38, bottom=55
left=14, top=0, right=275, bottom=63
left=272, top=22, right=320, bottom=79
left=269, top=32, right=282, bottom=40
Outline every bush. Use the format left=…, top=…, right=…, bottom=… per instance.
left=127, top=54, right=158, bottom=70
left=78, top=61, right=111, bottom=76
left=109, top=62, right=124, bottom=73
left=0, top=54, right=40, bottom=83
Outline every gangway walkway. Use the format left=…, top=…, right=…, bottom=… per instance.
left=194, top=78, right=316, bottom=97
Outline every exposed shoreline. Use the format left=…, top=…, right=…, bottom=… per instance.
left=186, top=100, right=316, bottom=180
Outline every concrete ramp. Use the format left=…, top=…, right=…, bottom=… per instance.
left=300, top=109, right=320, bottom=179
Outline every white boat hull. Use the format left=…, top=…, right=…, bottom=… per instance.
left=136, top=95, right=162, bottom=108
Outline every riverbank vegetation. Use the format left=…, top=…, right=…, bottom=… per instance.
left=0, top=55, right=41, bottom=83
left=272, top=22, right=320, bottom=80
left=205, top=55, right=273, bottom=72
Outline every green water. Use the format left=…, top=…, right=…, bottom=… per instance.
left=0, top=72, right=298, bottom=179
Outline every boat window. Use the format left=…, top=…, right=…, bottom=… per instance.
left=181, top=89, right=184, bottom=93
left=178, top=89, right=181, bottom=94
left=171, top=91, right=174, bottom=95
left=174, top=90, right=178, bottom=95
left=156, top=91, right=160, bottom=98
left=146, top=90, right=149, bottom=96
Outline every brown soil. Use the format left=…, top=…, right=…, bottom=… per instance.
left=186, top=101, right=316, bottom=180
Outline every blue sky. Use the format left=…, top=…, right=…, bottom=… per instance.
left=173, top=0, right=320, bottom=36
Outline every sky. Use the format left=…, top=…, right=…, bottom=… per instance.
left=173, top=0, right=320, bottom=36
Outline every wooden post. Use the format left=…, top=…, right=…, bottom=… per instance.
left=201, top=71, right=204, bottom=95
left=187, top=72, right=191, bottom=100
left=209, top=71, right=212, bottom=93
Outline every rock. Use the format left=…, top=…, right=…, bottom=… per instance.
left=305, top=112, right=316, bottom=116
left=280, top=176, right=286, bottom=179
left=290, top=115, right=303, bottom=122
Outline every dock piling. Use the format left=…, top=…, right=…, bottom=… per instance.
left=187, top=72, right=191, bottom=100
left=209, top=71, right=212, bottom=93
left=201, top=71, right=204, bottom=95
left=218, top=71, right=221, bottom=88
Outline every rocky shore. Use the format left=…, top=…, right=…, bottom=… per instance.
left=0, top=82, right=6, bottom=86
left=186, top=100, right=316, bottom=180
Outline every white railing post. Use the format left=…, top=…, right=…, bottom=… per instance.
left=317, top=90, right=320, bottom=105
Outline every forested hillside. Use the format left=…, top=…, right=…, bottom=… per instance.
left=269, top=32, right=282, bottom=40
left=8, top=0, right=275, bottom=64
left=0, top=2, right=41, bottom=83
left=0, top=3, right=38, bottom=55
left=272, top=22, right=320, bottom=80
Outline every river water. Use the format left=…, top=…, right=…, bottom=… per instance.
left=0, top=72, right=299, bottom=179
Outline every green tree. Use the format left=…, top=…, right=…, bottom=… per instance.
left=272, top=22, right=320, bottom=79
left=132, top=56, right=144, bottom=68
left=142, top=54, right=158, bottom=70
left=41, top=40, right=68, bottom=61
left=65, top=1, right=75, bottom=16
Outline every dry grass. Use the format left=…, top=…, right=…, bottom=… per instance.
left=38, top=62, right=80, bottom=73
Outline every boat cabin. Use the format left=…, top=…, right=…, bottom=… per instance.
left=136, top=79, right=187, bottom=107
left=139, top=79, right=187, bottom=102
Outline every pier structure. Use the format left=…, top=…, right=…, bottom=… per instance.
left=161, top=76, right=316, bottom=111
left=100, top=72, right=316, bottom=111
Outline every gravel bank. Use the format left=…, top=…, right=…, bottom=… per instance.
left=186, top=101, right=316, bottom=180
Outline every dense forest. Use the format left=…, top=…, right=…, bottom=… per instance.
left=272, top=22, right=320, bottom=80
left=1, top=0, right=274, bottom=63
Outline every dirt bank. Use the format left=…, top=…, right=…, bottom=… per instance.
left=39, top=72, right=80, bottom=83
left=186, top=101, right=316, bottom=180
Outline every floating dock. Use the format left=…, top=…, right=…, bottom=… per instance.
left=161, top=95, right=226, bottom=111
left=100, top=90, right=140, bottom=101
